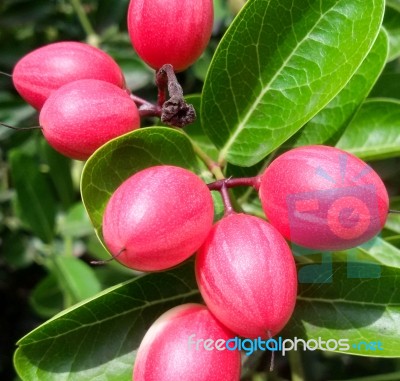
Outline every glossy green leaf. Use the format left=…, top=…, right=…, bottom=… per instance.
left=14, top=263, right=200, bottom=381
left=336, top=99, right=400, bottom=160
left=8, top=150, right=57, bottom=243
left=285, top=263, right=400, bottom=357
left=80, top=127, right=199, bottom=240
left=383, top=6, right=400, bottom=61
left=290, top=29, right=388, bottom=147
left=201, top=0, right=384, bottom=166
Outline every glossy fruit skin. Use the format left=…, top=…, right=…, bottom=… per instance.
left=259, top=145, right=389, bottom=251
left=102, top=165, right=214, bottom=272
left=133, top=303, right=241, bottom=381
left=39, top=79, right=139, bottom=160
left=196, top=213, right=297, bottom=339
left=13, top=41, right=125, bottom=110
left=127, top=0, right=213, bottom=71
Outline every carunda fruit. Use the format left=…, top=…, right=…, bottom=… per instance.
left=39, top=79, right=139, bottom=160
left=102, top=165, right=214, bottom=272
left=127, top=0, right=214, bottom=71
left=12, top=41, right=125, bottom=110
left=133, top=303, right=241, bottom=381
left=259, top=145, right=389, bottom=251
left=196, top=213, right=297, bottom=338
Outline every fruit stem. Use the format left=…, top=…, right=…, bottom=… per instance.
left=91, top=248, right=126, bottom=265
left=0, top=71, right=12, bottom=77
left=156, top=64, right=196, bottom=128
left=208, top=176, right=261, bottom=215
left=0, top=122, right=42, bottom=130
left=389, top=209, right=400, bottom=214
left=207, top=176, right=261, bottom=191
left=220, top=182, right=235, bottom=216
left=130, top=94, right=162, bottom=118
left=70, top=0, right=100, bottom=46
left=185, top=134, right=225, bottom=180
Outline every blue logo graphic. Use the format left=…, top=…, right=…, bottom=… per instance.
left=287, top=153, right=381, bottom=283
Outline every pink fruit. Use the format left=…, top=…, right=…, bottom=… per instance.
left=102, top=165, right=214, bottom=271
left=12, top=41, right=125, bottom=110
left=39, top=79, right=139, bottom=160
left=259, top=145, right=389, bottom=251
left=127, top=0, right=214, bottom=71
left=133, top=303, right=241, bottom=381
left=196, top=213, right=297, bottom=338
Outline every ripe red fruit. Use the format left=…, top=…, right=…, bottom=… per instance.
left=39, top=79, right=140, bottom=160
left=196, top=213, right=297, bottom=339
left=127, top=0, right=214, bottom=71
left=133, top=303, right=241, bottom=381
left=102, top=165, right=214, bottom=272
left=259, top=145, right=389, bottom=251
left=12, top=41, right=125, bottom=110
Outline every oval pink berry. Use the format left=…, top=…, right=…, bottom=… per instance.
left=133, top=303, right=241, bottom=381
left=259, top=145, right=389, bottom=251
left=39, top=79, right=139, bottom=160
left=196, top=213, right=297, bottom=339
left=13, top=41, right=125, bottom=110
left=127, top=0, right=214, bottom=71
left=102, top=165, right=214, bottom=272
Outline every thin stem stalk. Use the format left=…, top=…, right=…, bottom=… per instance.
left=70, top=0, right=99, bottom=46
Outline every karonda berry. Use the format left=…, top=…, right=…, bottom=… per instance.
left=39, top=79, right=139, bottom=160
left=102, top=165, right=214, bottom=272
left=259, top=145, right=389, bottom=251
left=12, top=41, right=125, bottom=110
left=196, top=213, right=297, bottom=339
left=133, top=303, right=241, bottom=381
left=127, top=0, right=214, bottom=71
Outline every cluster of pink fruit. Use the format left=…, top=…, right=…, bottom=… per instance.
left=11, top=0, right=214, bottom=160
left=103, top=146, right=388, bottom=381
left=8, top=1, right=391, bottom=380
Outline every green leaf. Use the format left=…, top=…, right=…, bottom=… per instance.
left=57, top=202, right=94, bottom=239
left=40, top=140, right=75, bottom=210
left=387, top=0, right=400, bottom=13
left=30, top=273, right=64, bottom=319
left=383, top=6, right=400, bottom=61
left=386, top=197, right=400, bottom=234
left=104, top=42, right=155, bottom=91
left=290, top=28, right=388, bottom=147
left=201, top=0, right=384, bottom=166
left=331, top=371, right=400, bottom=381
left=285, top=263, right=400, bottom=357
left=336, top=99, right=400, bottom=160
left=14, top=263, right=200, bottom=381
left=370, top=72, right=400, bottom=99
left=9, top=149, right=57, bottom=243
left=294, top=236, right=400, bottom=271
left=80, top=127, right=199, bottom=241
left=184, top=94, right=219, bottom=160
left=48, top=256, right=102, bottom=307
